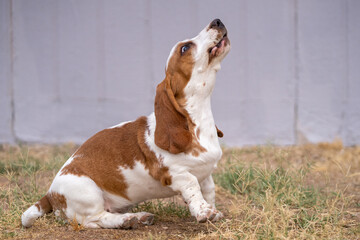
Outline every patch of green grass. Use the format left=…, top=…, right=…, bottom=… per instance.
left=0, top=156, right=41, bottom=174
left=213, top=163, right=353, bottom=239
left=133, top=200, right=190, bottom=219
left=0, top=146, right=69, bottom=175
left=214, top=164, right=322, bottom=209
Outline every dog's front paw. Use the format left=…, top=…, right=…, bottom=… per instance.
left=195, top=206, right=218, bottom=223
left=212, top=210, right=223, bottom=222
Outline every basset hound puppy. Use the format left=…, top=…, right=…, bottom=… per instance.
left=22, top=18, right=230, bottom=229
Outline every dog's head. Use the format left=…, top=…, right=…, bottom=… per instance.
left=166, top=18, right=230, bottom=75
left=154, top=19, right=230, bottom=154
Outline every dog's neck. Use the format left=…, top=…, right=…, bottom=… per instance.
left=184, top=68, right=218, bottom=134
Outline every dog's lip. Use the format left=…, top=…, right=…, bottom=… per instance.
left=208, top=32, right=228, bottom=55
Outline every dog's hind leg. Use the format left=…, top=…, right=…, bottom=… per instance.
left=84, top=212, right=139, bottom=229
left=49, top=174, right=153, bottom=229
left=84, top=211, right=155, bottom=228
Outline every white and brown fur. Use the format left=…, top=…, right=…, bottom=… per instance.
left=22, top=19, right=230, bottom=229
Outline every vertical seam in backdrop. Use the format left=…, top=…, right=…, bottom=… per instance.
left=9, top=0, right=17, bottom=143
left=293, top=0, right=299, bottom=144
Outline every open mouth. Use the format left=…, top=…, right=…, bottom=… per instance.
left=208, top=32, right=228, bottom=57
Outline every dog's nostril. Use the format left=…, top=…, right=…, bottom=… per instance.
left=210, top=19, right=224, bottom=29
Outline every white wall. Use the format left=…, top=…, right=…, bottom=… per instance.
left=0, top=0, right=359, bottom=146
left=0, top=0, right=13, bottom=142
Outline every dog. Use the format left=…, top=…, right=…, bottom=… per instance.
left=22, top=18, right=230, bottom=229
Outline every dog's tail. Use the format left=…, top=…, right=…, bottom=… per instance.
left=22, top=194, right=53, bottom=228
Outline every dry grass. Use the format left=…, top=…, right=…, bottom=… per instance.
left=0, top=141, right=359, bottom=239
left=212, top=141, right=360, bottom=239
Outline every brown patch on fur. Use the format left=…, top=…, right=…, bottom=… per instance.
left=189, top=122, right=206, bottom=157
left=60, top=117, right=172, bottom=200
left=34, top=195, right=52, bottom=213
left=192, top=149, right=199, bottom=157
left=216, top=125, right=224, bottom=138
left=159, top=167, right=172, bottom=186
left=47, top=192, right=67, bottom=212
left=60, top=157, right=85, bottom=176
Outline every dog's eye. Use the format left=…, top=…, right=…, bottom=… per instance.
left=181, top=44, right=190, bottom=55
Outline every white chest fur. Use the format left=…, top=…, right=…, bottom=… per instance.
left=185, top=95, right=222, bottom=180
left=184, top=66, right=222, bottom=172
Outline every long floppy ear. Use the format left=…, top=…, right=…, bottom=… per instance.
left=154, top=79, right=192, bottom=154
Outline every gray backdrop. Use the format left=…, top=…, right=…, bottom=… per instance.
left=1, top=0, right=359, bottom=146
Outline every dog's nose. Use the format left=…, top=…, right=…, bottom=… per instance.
left=209, top=19, right=225, bottom=29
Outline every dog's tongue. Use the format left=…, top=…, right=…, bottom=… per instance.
left=211, top=46, right=218, bottom=56
left=211, top=39, right=225, bottom=57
